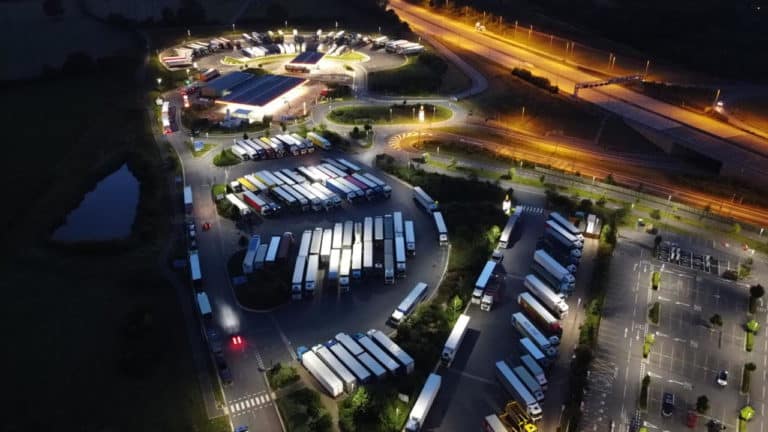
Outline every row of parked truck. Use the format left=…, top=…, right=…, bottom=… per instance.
left=228, top=133, right=328, bottom=162
left=412, top=186, right=449, bottom=245
left=290, top=212, right=417, bottom=298
left=486, top=211, right=584, bottom=424
left=224, top=160, right=392, bottom=217
left=297, top=329, right=415, bottom=397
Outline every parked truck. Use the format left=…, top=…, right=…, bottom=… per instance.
left=548, top=212, right=584, bottom=242
left=433, top=211, right=449, bottom=245
left=413, top=186, right=437, bottom=212
left=498, top=206, right=523, bottom=248
left=328, top=249, right=341, bottom=281
left=441, top=314, right=470, bottom=366
left=390, top=282, right=428, bottom=325
left=353, top=333, right=399, bottom=375
left=471, top=260, right=497, bottom=304
left=518, top=292, right=562, bottom=336
left=395, top=236, right=407, bottom=278
left=307, top=132, right=332, bottom=150
left=367, top=329, right=415, bottom=374
left=312, top=344, right=357, bottom=393
left=532, top=249, right=575, bottom=293
left=297, top=347, right=344, bottom=397
left=291, top=256, right=306, bottom=300
left=351, top=242, right=363, bottom=280
left=326, top=340, right=371, bottom=384
left=521, top=354, right=548, bottom=390
left=495, top=360, right=543, bottom=421
left=524, top=274, right=569, bottom=318
left=339, top=248, right=352, bottom=291
left=511, top=312, right=559, bottom=357
left=520, top=337, right=552, bottom=368
left=196, top=292, right=212, bottom=320
left=242, top=235, right=261, bottom=274
left=545, top=219, right=583, bottom=251
left=480, top=281, right=501, bottom=312
left=405, top=373, right=442, bottom=432
left=363, top=173, right=392, bottom=198
left=384, top=239, right=395, bottom=284
left=184, top=185, right=193, bottom=213
left=305, top=255, right=319, bottom=296
left=404, top=220, right=416, bottom=256
left=513, top=365, right=544, bottom=401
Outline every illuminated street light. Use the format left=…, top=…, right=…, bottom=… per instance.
left=389, top=108, right=393, bottom=122
left=187, top=29, right=191, bottom=37
left=418, top=105, right=425, bottom=123
left=232, top=23, right=235, bottom=32
left=156, top=77, right=162, bottom=86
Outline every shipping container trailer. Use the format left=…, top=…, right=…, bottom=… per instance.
left=441, top=314, right=470, bottom=366
left=367, top=329, right=415, bottom=374
left=297, top=347, right=344, bottom=397
left=326, top=340, right=371, bottom=383
left=312, top=344, right=357, bottom=393
left=304, top=255, right=319, bottom=295
left=291, top=256, right=306, bottom=299
left=471, top=260, right=497, bottom=304
left=390, top=282, right=428, bottom=325
left=405, top=373, right=441, bottom=432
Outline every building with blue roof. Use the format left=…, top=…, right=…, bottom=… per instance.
left=203, top=71, right=308, bottom=122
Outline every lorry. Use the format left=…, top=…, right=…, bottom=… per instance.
left=298, top=230, right=312, bottom=257
left=413, top=186, right=437, bottom=212
left=513, top=365, right=545, bottom=401
left=307, top=132, right=331, bottom=150
left=291, top=256, right=306, bottom=300
left=545, top=219, right=583, bottom=250
left=351, top=242, right=363, bottom=280
left=532, top=249, right=576, bottom=293
left=310, top=227, right=323, bottom=256
left=374, top=216, right=384, bottom=244
left=383, top=214, right=394, bottom=240
left=363, top=217, right=373, bottom=243
left=312, top=344, right=357, bottom=393
left=326, top=178, right=356, bottom=202
left=253, top=244, right=268, bottom=270
left=390, top=282, right=428, bottom=325
left=265, top=236, right=281, bottom=263
left=498, top=206, right=523, bottom=249
left=305, top=255, right=319, bottom=296
left=242, top=235, right=261, bottom=274
left=519, top=291, right=562, bottom=336
left=184, top=185, right=193, bottom=213
left=480, top=281, right=501, bottom=312
left=196, top=292, right=212, bottom=320
left=297, top=347, right=344, bottom=397
left=393, top=211, right=404, bottom=236
left=242, top=190, right=275, bottom=216
left=363, top=241, right=373, bottom=273
left=405, top=373, right=441, bottom=432
left=332, top=222, right=343, bottom=249
left=356, top=351, right=386, bottom=379
left=339, top=248, right=352, bottom=291
left=520, top=337, right=552, bottom=368
left=320, top=228, right=333, bottom=264
left=395, top=236, right=407, bottom=278
left=495, top=360, right=543, bottom=421
left=404, top=220, right=416, bottom=256
left=482, top=414, right=510, bottom=432
left=384, top=239, right=395, bottom=284
left=326, top=340, right=371, bottom=384
left=520, top=354, right=548, bottom=390
left=352, top=173, right=380, bottom=198
left=328, top=249, right=341, bottom=281
left=225, top=194, right=251, bottom=216
left=511, top=312, right=559, bottom=357
left=342, top=221, right=354, bottom=249
left=524, top=274, right=569, bottom=318
left=189, top=251, right=202, bottom=287
left=548, top=212, right=584, bottom=242
left=539, top=236, right=581, bottom=269
left=353, top=333, right=399, bottom=375
left=471, top=260, right=497, bottom=304
left=335, top=332, right=364, bottom=356
left=276, top=232, right=293, bottom=261
left=363, top=173, right=392, bottom=198
left=433, top=211, right=449, bottom=245
left=441, top=314, right=470, bottom=366
left=367, top=329, right=415, bottom=374
left=336, top=158, right=361, bottom=173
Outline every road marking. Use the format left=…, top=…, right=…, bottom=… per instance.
left=658, top=296, right=670, bottom=302
left=675, top=301, right=690, bottom=307
left=624, top=328, right=628, bottom=338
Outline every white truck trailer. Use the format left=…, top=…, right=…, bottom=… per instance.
left=297, top=347, right=344, bottom=397
left=433, top=211, right=448, bottom=245
left=390, top=282, right=428, bottom=325
left=495, top=360, right=543, bottom=421
left=326, top=340, right=371, bottom=383
left=498, top=206, right=523, bottom=249
left=291, top=256, right=306, bottom=300
left=354, top=333, right=399, bottom=375
left=395, top=236, right=407, bottom=278
left=242, top=235, right=261, bottom=274
left=405, top=373, right=441, bottom=432
left=384, top=239, right=395, bottom=284
left=511, top=312, right=558, bottom=357
left=339, top=248, right=352, bottom=291
left=413, top=186, right=437, bottom=212
left=305, top=255, right=319, bottom=296
left=521, top=354, right=548, bottom=390
left=524, top=274, right=569, bottom=318
left=532, top=249, right=576, bottom=293
left=548, top=212, right=584, bottom=241
left=328, top=249, right=341, bottom=281
left=312, top=344, right=357, bottom=393
left=351, top=242, right=363, bottom=280
left=441, top=314, right=470, bottom=366
left=404, top=220, right=416, bottom=256
left=367, top=329, right=414, bottom=374
left=471, top=260, right=497, bottom=304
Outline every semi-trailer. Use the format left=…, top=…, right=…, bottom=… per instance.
left=511, top=312, right=559, bottom=357
left=345, top=176, right=373, bottom=200
left=242, top=190, right=274, bottom=216
left=244, top=174, right=268, bottom=191
left=433, top=211, right=449, bottom=245
left=335, top=332, right=364, bottom=356
left=413, top=186, right=437, bottom=212
left=374, top=216, right=384, bottom=244
left=291, top=256, right=306, bottom=300
left=545, top=219, right=583, bottom=250
left=320, top=228, right=333, bottom=264
left=196, top=292, right=212, bottom=320
left=367, top=329, right=415, bottom=374
left=328, top=249, right=341, bottom=281
left=495, top=361, right=543, bottom=421
left=236, top=140, right=258, bottom=159
left=482, top=414, right=509, bottom=432
left=277, top=233, right=292, bottom=261
left=480, top=282, right=501, bottom=312
left=298, top=230, right=312, bottom=257
left=548, top=212, right=584, bottom=241
left=352, top=173, right=380, bottom=197
left=307, top=132, right=332, bottom=150
left=520, top=337, right=552, bottom=368
left=540, top=236, right=581, bottom=269
left=342, top=221, right=354, bottom=249
left=404, top=220, right=416, bottom=256
left=471, top=260, right=497, bottom=304
left=363, top=217, right=373, bottom=243
left=393, top=211, right=404, bottom=236
left=242, top=235, right=261, bottom=274
left=383, top=214, right=394, bottom=240
left=356, top=352, right=386, bottom=379
left=265, top=235, right=281, bottom=263
left=297, top=347, right=344, bottom=397
left=498, top=206, right=523, bottom=249
left=524, top=274, right=569, bottom=318
left=336, top=158, right=361, bottom=173
left=310, top=227, right=323, bottom=256
left=351, top=242, right=363, bottom=280
left=405, top=374, right=441, bottom=432
left=305, top=255, right=319, bottom=296
left=520, top=354, right=548, bottom=390
left=253, top=244, right=268, bottom=270
left=395, top=236, right=407, bottom=278
left=272, top=186, right=298, bottom=210
left=363, top=241, right=373, bottom=272
left=513, top=365, right=545, bottom=401
left=390, top=282, right=429, bottom=325
left=326, top=340, right=371, bottom=383
left=292, top=183, right=322, bottom=211
left=339, top=248, right=352, bottom=291
left=532, top=249, right=575, bottom=293
left=363, top=173, right=392, bottom=198
left=184, top=185, right=193, bottom=213
left=272, top=170, right=296, bottom=186
left=333, top=222, right=343, bottom=249
left=229, top=143, right=250, bottom=160
left=518, top=292, right=562, bottom=336
left=441, top=314, right=470, bottom=366
left=384, top=239, right=395, bottom=284
left=353, top=333, right=399, bottom=375
left=312, top=344, right=357, bottom=393
left=337, top=177, right=364, bottom=200
left=326, top=178, right=355, bottom=202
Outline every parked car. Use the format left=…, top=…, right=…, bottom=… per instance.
left=717, top=369, right=728, bottom=386
left=662, top=392, right=675, bottom=417
left=215, top=353, right=233, bottom=385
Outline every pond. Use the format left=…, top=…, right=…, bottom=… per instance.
left=52, top=164, right=140, bottom=242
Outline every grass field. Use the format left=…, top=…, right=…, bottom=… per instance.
left=731, top=97, right=768, bottom=133
left=1, top=57, right=226, bottom=431
left=368, top=52, right=471, bottom=96
left=328, top=104, right=453, bottom=124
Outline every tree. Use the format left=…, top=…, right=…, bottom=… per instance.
left=243, top=132, right=249, bottom=139
left=710, top=314, right=723, bottom=327
left=650, top=209, right=661, bottom=220
left=42, top=0, right=64, bottom=17
left=539, top=174, right=546, bottom=184
left=605, top=173, right=615, bottom=185
left=732, top=222, right=742, bottom=234
left=363, top=123, right=372, bottom=132
left=750, top=284, right=764, bottom=299
left=596, top=196, right=607, bottom=207
left=746, top=362, right=757, bottom=372
left=308, top=413, right=332, bottom=432
left=280, top=122, right=287, bottom=132
left=654, top=235, right=663, bottom=249
left=696, top=395, right=710, bottom=414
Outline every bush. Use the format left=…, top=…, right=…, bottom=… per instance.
left=696, top=395, right=709, bottom=414
left=648, top=302, right=660, bottom=324
left=710, top=314, right=723, bottom=327
left=651, top=271, right=661, bottom=290
left=742, top=363, right=756, bottom=393
left=212, top=149, right=240, bottom=166
left=746, top=331, right=755, bottom=352
left=650, top=209, right=661, bottom=220
left=267, top=363, right=299, bottom=389
left=639, top=375, right=650, bottom=410
left=511, top=67, right=559, bottom=93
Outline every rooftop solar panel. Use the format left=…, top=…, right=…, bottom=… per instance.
left=219, top=75, right=306, bottom=107
left=205, top=71, right=253, bottom=93
left=290, top=51, right=324, bottom=65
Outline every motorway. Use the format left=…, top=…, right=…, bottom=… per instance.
left=388, top=0, right=768, bottom=184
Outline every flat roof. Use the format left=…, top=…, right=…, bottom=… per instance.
left=205, top=71, right=253, bottom=93
left=219, top=74, right=306, bottom=107
left=290, top=51, right=324, bottom=65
